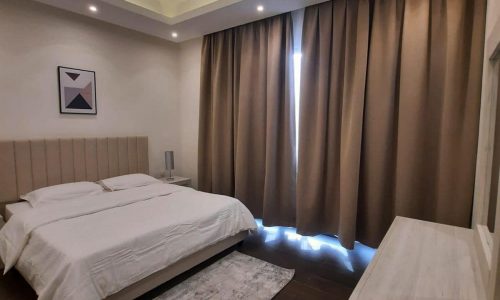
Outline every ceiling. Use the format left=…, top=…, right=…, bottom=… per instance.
left=123, top=0, right=239, bottom=19
left=33, top=0, right=327, bottom=43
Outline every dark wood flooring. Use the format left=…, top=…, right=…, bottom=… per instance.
left=0, top=220, right=375, bottom=299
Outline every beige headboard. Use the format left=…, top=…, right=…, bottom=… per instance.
left=0, top=136, right=149, bottom=216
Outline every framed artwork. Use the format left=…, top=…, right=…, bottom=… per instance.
left=58, top=66, right=97, bottom=114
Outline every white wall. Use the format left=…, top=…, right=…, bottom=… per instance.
left=0, top=0, right=183, bottom=177
left=177, top=38, right=202, bottom=188
left=473, top=0, right=500, bottom=228
left=471, top=0, right=500, bottom=297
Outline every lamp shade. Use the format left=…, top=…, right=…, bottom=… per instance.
left=165, top=151, right=174, bottom=170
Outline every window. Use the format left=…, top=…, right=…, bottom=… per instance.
left=294, top=52, right=302, bottom=161
left=292, top=9, right=304, bottom=163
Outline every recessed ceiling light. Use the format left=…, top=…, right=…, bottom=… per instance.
left=88, top=5, right=98, bottom=13
left=257, top=5, right=264, bottom=12
left=171, top=32, right=178, bottom=38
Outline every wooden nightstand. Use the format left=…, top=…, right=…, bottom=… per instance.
left=158, top=176, right=191, bottom=187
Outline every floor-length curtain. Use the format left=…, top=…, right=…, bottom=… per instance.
left=356, top=0, right=405, bottom=247
left=198, top=29, right=237, bottom=197
left=359, top=0, right=486, bottom=246
left=296, top=0, right=370, bottom=248
left=198, top=13, right=296, bottom=226
left=297, top=0, right=486, bottom=248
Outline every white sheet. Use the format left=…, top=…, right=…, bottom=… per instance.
left=0, top=183, right=256, bottom=300
left=5, top=202, right=32, bottom=221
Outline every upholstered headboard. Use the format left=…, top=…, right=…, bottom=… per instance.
left=0, top=136, right=149, bottom=216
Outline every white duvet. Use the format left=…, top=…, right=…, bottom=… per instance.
left=0, top=183, right=256, bottom=300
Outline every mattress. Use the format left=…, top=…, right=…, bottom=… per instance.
left=0, top=183, right=256, bottom=300
left=5, top=201, right=32, bottom=221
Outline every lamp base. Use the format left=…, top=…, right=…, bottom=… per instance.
left=165, top=169, right=174, bottom=181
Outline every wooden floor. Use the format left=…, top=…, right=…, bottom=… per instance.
left=0, top=221, right=375, bottom=299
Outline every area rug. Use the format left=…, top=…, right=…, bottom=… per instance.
left=154, top=251, right=294, bottom=300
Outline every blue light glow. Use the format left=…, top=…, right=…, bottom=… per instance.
left=254, top=219, right=375, bottom=273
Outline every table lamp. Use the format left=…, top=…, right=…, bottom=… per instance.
left=165, top=151, right=174, bottom=180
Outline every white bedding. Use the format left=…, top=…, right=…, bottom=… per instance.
left=5, top=201, right=32, bottom=221
left=0, top=183, right=256, bottom=300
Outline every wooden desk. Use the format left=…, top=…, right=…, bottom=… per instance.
left=350, top=217, right=486, bottom=300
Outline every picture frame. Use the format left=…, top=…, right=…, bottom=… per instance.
left=58, top=66, right=97, bottom=115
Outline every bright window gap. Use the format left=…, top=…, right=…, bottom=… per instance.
left=294, top=52, right=302, bottom=164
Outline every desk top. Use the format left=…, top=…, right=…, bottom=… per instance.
left=350, top=217, right=486, bottom=300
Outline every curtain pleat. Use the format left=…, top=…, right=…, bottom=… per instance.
left=198, top=13, right=296, bottom=226
left=198, top=30, right=236, bottom=196
left=356, top=0, right=404, bottom=246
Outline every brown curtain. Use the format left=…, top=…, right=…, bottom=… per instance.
left=297, top=0, right=486, bottom=248
left=296, top=0, right=370, bottom=247
left=198, top=13, right=296, bottom=226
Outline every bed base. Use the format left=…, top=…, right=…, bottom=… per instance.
left=106, top=231, right=248, bottom=300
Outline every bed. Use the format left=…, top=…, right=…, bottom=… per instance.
left=0, top=137, right=256, bottom=300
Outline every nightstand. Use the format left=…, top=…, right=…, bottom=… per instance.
left=158, top=176, right=191, bottom=187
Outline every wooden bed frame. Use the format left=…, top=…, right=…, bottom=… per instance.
left=0, top=136, right=249, bottom=299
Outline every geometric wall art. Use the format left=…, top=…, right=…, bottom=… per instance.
left=58, top=66, right=97, bottom=114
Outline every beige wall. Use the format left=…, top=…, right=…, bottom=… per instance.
left=472, top=0, right=500, bottom=298
left=0, top=0, right=184, bottom=177
left=177, top=38, right=202, bottom=188
left=473, top=0, right=500, bottom=230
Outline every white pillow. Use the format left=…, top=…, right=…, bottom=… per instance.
left=21, top=182, right=104, bottom=207
left=99, top=174, right=161, bottom=191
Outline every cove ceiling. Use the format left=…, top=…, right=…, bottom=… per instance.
left=33, top=0, right=327, bottom=42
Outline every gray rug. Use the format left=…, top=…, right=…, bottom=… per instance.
left=154, top=251, right=294, bottom=300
